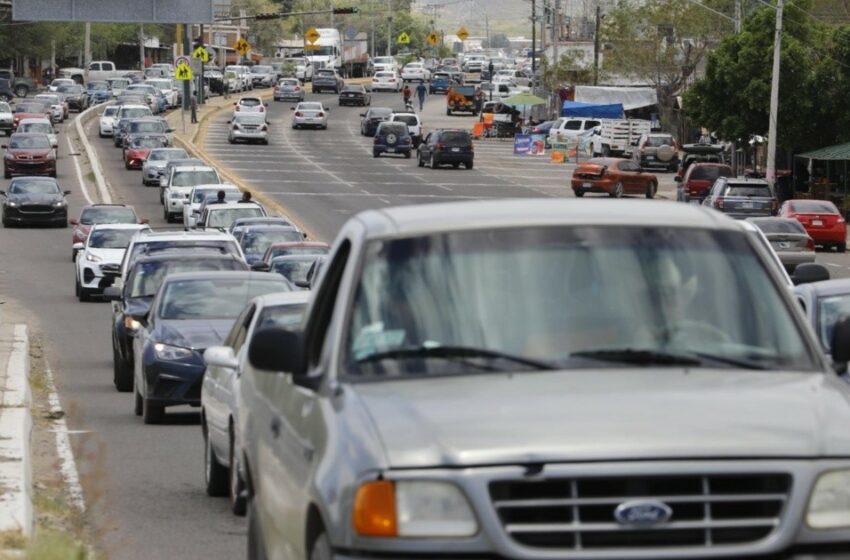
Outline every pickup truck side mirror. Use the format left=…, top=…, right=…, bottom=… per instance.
left=831, top=316, right=850, bottom=364
left=204, top=346, right=239, bottom=370
left=251, top=262, right=270, bottom=272
left=792, top=263, right=830, bottom=286
left=249, top=327, right=307, bottom=378
left=674, top=176, right=682, bottom=183
left=72, top=242, right=84, bottom=251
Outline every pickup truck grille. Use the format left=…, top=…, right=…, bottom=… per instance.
left=490, top=473, right=790, bottom=550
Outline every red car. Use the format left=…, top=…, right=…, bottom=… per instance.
left=123, top=135, right=168, bottom=170
left=675, top=163, right=734, bottom=202
left=571, top=157, right=658, bottom=198
left=3, top=133, right=56, bottom=179
left=779, top=199, right=847, bottom=252
left=12, top=102, right=52, bottom=131
left=69, top=204, right=147, bottom=261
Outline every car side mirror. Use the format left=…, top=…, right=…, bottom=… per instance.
left=72, top=242, right=84, bottom=251
left=248, top=327, right=307, bottom=377
left=792, top=263, right=830, bottom=285
left=69, top=218, right=78, bottom=225
left=1, top=145, right=6, bottom=149
left=360, top=113, right=366, bottom=117
left=294, top=280, right=311, bottom=289
left=290, top=107, right=295, bottom=111
left=63, top=190, right=71, bottom=195
left=139, top=218, right=150, bottom=224
left=102, top=286, right=122, bottom=302
left=674, top=176, right=682, bottom=183
left=159, top=177, right=167, bottom=188
left=251, top=262, right=270, bottom=272
left=204, top=346, right=239, bottom=370
left=831, top=316, right=850, bottom=364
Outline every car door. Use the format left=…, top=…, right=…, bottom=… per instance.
left=618, top=160, right=643, bottom=193
left=419, top=132, right=433, bottom=161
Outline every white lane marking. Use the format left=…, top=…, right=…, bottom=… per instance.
left=45, top=361, right=87, bottom=513
left=257, top=191, right=497, bottom=200
left=66, top=130, right=93, bottom=205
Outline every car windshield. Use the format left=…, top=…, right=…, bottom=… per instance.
left=791, top=201, right=838, bottom=213
left=393, top=115, right=418, bottom=126
left=645, top=136, right=673, bottom=147
left=130, top=137, right=165, bottom=149
left=280, top=80, right=299, bottom=87
left=148, top=149, right=187, bottom=162
left=128, top=259, right=244, bottom=298
left=439, top=131, right=470, bottom=146
left=725, top=184, right=772, bottom=197
left=9, top=178, right=59, bottom=194
left=9, top=136, right=50, bottom=149
left=689, top=166, right=731, bottom=181
left=59, top=85, right=83, bottom=94
left=819, top=294, right=850, bottom=351
left=89, top=82, right=109, bottom=91
left=343, top=86, right=364, bottom=92
left=299, top=103, right=323, bottom=111
left=103, top=107, right=119, bottom=117
left=120, top=108, right=152, bottom=119
left=374, top=57, right=393, bottom=64
left=195, top=189, right=239, bottom=204
left=268, top=245, right=329, bottom=259
left=251, top=66, right=272, bottom=74
left=16, top=104, right=44, bottom=113
left=88, top=229, right=138, bottom=249
left=346, top=226, right=816, bottom=376
left=241, top=230, right=302, bottom=254
left=375, top=72, right=394, bottom=78
left=36, top=96, right=59, bottom=104
left=108, top=79, right=130, bottom=88
left=129, top=121, right=164, bottom=134
left=19, top=123, right=52, bottom=134
left=172, top=170, right=219, bottom=187
left=240, top=98, right=261, bottom=107
left=256, top=303, right=308, bottom=330
left=158, top=277, right=291, bottom=319
left=148, top=80, right=170, bottom=90
left=317, top=70, right=335, bottom=77
left=127, top=240, right=239, bottom=270
left=79, top=207, right=137, bottom=225
left=380, top=124, right=407, bottom=136
left=270, top=257, right=316, bottom=284
left=235, top=115, right=265, bottom=125
left=208, top=207, right=264, bottom=229
left=750, top=218, right=807, bottom=235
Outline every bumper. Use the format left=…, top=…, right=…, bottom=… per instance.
left=572, top=178, right=614, bottom=194
left=79, top=264, right=118, bottom=291
left=3, top=206, right=66, bottom=224
left=67, top=100, right=86, bottom=111
left=328, top=549, right=850, bottom=560
left=100, top=124, right=114, bottom=136
left=125, top=157, right=145, bottom=169
left=294, top=118, right=326, bottom=127
left=142, top=167, right=163, bottom=184
left=640, top=155, right=679, bottom=168
left=231, top=130, right=268, bottom=141
left=5, top=161, right=56, bottom=176
left=375, top=145, right=412, bottom=156
left=434, top=151, right=473, bottom=164
left=724, top=211, right=775, bottom=219
left=166, top=197, right=187, bottom=213
left=807, top=227, right=847, bottom=244
left=0, top=121, right=11, bottom=133
left=275, top=93, right=304, bottom=101
left=339, top=97, right=366, bottom=105
left=143, top=358, right=205, bottom=407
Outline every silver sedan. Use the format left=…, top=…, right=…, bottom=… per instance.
left=228, top=113, right=269, bottom=145
left=291, top=101, right=328, bottom=130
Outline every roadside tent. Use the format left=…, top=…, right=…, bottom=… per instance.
left=574, top=86, right=657, bottom=111
left=560, top=100, right=624, bottom=118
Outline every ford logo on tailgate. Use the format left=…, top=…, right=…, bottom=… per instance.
left=614, top=501, right=672, bottom=526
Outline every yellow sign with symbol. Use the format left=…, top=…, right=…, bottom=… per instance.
left=175, top=63, right=193, bottom=81
left=427, top=31, right=439, bottom=46
left=397, top=31, right=410, bottom=45
left=304, top=44, right=320, bottom=50
left=305, top=27, right=320, bottom=44
left=233, top=37, right=251, bottom=56
left=456, top=26, right=469, bottom=41
left=192, top=46, right=210, bottom=63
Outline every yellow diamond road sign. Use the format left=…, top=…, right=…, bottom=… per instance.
left=457, top=26, right=469, bottom=41
left=192, top=46, right=209, bottom=62
left=175, top=63, right=193, bottom=81
left=427, top=31, right=438, bottom=46
left=397, top=31, right=410, bottom=45
left=234, top=37, right=251, bottom=56
left=305, top=27, right=320, bottom=44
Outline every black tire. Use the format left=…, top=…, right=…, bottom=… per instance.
left=465, top=161, right=473, bottom=170
left=204, top=420, right=229, bottom=497
left=404, top=151, right=411, bottom=159
left=113, top=349, right=133, bottom=393
left=4, top=169, right=10, bottom=179
left=417, top=154, right=425, bottom=167
left=134, top=388, right=143, bottom=416
left=430, top=154, right=436, bottom=168
left=247, top=495, right=268, bottom=560
left=142, top=396, right=164, bottom=424
left=78, top=286, right=90, bottom=302
left=75, top=278, right=80, bottom=297
left=840, top=243, right=847, bottom=253
left=646, top=181, right=657, bottom=199
left=373, top=151, right=380, bottom=158
left=50, top=170, right=56, bottom=178
left=14, top=85, right=28, bottom=98
left=309, top=532, right=332, bottom=560
left=229, top=429, right=246, bottom=516
left=452, top=162, right=460, bottom=169
left=574, top=190, right=585, bottom=197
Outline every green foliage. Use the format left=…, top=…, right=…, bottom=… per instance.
left=539, top=52, right=594, bottom=90
left=684, top=1, right=850, bottom=151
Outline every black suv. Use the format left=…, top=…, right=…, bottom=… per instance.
left=104, top=251, right=248, bottom=392
left=418, top=129, right=474, bottom=169
left=0, top=78, right=13, bottom=102
left=373, top=122, right=413, bottom=158
left=360, top=107, right=392, bottom=136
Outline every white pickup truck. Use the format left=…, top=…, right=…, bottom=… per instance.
left=589, top=119, right=652, bottom=157
left=60, top=61, right=124, bottom=85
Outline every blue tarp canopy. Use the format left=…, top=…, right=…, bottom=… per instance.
left=560, top=101, right=624, bottom=119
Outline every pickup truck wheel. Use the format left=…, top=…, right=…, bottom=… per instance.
left=14, top=85, right=28, bottom=98
left=574, top=190, right=585, bottom=197
left=602, top=145, right=611, bottom=157
left=204, top=422, right=229, bottom=497
left=839, top=243, right=847, bottom=253
left=77, top=285, right=91, bottom=302
left=309, top=532, right=332, bottom=560
left=247, top=496, right=268, bottom=560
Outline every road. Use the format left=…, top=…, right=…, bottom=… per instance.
left=0, top=87, right=850, bottom=559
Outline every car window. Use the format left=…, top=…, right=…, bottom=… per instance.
left=130, top=137, right=166, bottom=149
left=19, top=123, right=52, bottom=134
left=226, top=304, right=256, bottom=352
left=172, top=170, right=219, bottom=187
left=689, top=166, right=731, bottom=181
left=750, top=219, right=807, bottom=235
left=9, top=136, right=51, bottom=149
left=439, top=131, right=471, bottom=146
left=79, top=207, right=137, bottom=225
left=646, top=136, right=674, bottom=147
left=392, top=115, right=418, bottom=126
left=240, top=98, right=261, bottom=107
left=103, top=107, right=119, bottom=117
left=564, top=120, right=583, bottom=130
left=9, top=179, right=59, bottom=194
left=148, top=149, right=187, bottom=161
left=379, top=123, right=407, bottom=135
left=585, top=120, right=601, bottom=129
left=88, top=229, right=138, bottom=249
left=208, top=207, right=265, bottom=228
left=819, top=294, right=850, bottom=350
left=158, top=278, right=291, bottom=320
left=128, top=259, right=244, bottom=298
left=256, top=303, right=308, bottom=330
left=241, top=230, right=303, bottom=254
left=725, top=184, right=772, bottom=197
left=791, top=201, right=838, bottom=213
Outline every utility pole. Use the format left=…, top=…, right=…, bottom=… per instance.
left=766, top=0, right=783, bottom=186
left=552, top=0, right=560, bottom=66
left=370, top=0, right=376, bottom=58
left=531, top=0, right=537, bottom=79
left=593, top=5, right=600, bottom=85
left=199, top=24, right=205, bottom=105
left=84, top=22, right=91, bottom=69
left=734, top=0, right=742, bottom=34
left=138, top=25, right=145, bottom=71
left=182, top=23, right=191, bottom=112
left=485, top=13, right=490, bottom=49
left=387, top=0, right=393, bottom=56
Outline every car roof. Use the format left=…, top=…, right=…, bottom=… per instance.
left=724, top=177, right=771, bottom=186
left=133, top=250, right=240, bottom=265
left=18, top=118, right=51, bottom=124
left=241, top=225, right=298, bottom=233
left=162, top=271, right=275, bottom=283
left=173, top=165, right=216, bottom=172
left=134, top=229, right=234, bottom=240
left=90, top=223, right=148, bottom=232
left=796, top=278, right=850, bottom=297
left=355, top=199, right=743, bottom=239
left=268, top=241, right=327, bottom=249
left=253, top=291, right=311, bottom=308
left=193, top=183, right=239, bottom=191
left=207, top=202, right=263, bottom=210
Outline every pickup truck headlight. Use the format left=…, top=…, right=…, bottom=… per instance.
left=153, top=343, right=193, bottom=361
left=353, top=480, right=478, bottom=538
left=807, top=469, right=850, bottom=529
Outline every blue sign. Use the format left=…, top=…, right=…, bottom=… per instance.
left=514, top=134, right=533, bottom=155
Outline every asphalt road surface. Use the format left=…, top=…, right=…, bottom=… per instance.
left=0, top=90, right=849, bottom=560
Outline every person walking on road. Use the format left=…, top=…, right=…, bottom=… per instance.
left=415, top=82, right=427, bottom=111
left=402, top=84, right=412, bottom=106
left=190, top=95, right=198, bottom=124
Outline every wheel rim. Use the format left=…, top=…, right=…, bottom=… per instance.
left=615, top=182, right=624, bottom=197
left=204, top=429, right=212, bottom=485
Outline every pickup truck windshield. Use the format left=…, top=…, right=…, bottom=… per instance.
left=346, top=226, right=816, bottom=376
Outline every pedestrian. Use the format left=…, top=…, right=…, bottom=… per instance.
left=239, top=191, right=253, bottom=203
left=415, top=81, right=427, bottom=111
left=402, top=84, right=412, bottom=105
left=190, top=95, right=198, bottom=124
left=223, top=78, right=230, bottom=100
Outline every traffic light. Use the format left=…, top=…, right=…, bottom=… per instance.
left=332, top=7, right=358, bottom=14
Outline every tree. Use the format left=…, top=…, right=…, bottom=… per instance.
left=539, top=52, right=594, bottom=91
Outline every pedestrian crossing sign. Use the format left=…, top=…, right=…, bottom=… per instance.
left=397, top=32, right=410, bottom=45
left=192, top=46, right=210, bottom=63
left=176, top=63, right=193, bottom=81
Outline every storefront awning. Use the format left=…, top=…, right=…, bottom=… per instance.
left=797, top=142, right=850, bottom=161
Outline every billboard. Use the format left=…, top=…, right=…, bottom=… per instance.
left=12, top=0, right=214, bottom=23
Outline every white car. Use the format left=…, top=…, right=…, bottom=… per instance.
left=201, top=290, right=310, bottom=514
left=228, top=113, right=269, bottom=144
left=147, top=79, right=179, bottom=109
left=149, top=63, right=175, bottom=78
left=548, top=117, right=602, bottom=145
left=389, top=112, right=422, bottom=145
left=371, top=71, right=402, bottom=92
left=183, top=184, right=241, bottom=229
left=223, top=72, right=242, bottom=94
left=198, top=201, right=266, bottom=231
left=372, top=56, right=397, bottom=73
left=233, top=96, right=267, bottom=116
left=98, top=106, right=119, bottom=138
left=224, top=65, right=252, bottom=91
left=107, top=77, right=130, bottom=97
left=290, top=58, right=313, bottom=82
left=291, top=101, right=328, bottom=130
left=34, top=94, right=65, bottom=123
left=74, top=223, right=150, bottom=301
left=162, top=165, right=222, bottom=222
left=0, top=101, right=13, bottom=136
left=17, top=118, right=58, bottom=151
left=401, top=62, right=430, bottom=82
left=48, top=78, right=75, bottom=93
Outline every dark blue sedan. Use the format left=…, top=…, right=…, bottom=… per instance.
left=132, top=271, right=292, bottom=424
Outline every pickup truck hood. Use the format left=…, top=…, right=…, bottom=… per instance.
left=353, top=369, right=850, bottom=468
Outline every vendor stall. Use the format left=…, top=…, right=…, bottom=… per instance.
left=795, top=142, right=850, bottom=216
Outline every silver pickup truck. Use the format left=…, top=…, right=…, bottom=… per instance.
left=236, top=199, right=850, bottom=560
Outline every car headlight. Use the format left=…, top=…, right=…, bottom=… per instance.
left=153, top=343, right=193, bottom=361
left=123, top=316, right=141, bottom=331
left=353, top=480, right=478, bottom=538
left=53, top=200, right=66, bottom=207
left=807, top=469, right=850, bottom=529
left=85, top=252, right=101, bottom=263
left=5, top=201, right=17, bottom=207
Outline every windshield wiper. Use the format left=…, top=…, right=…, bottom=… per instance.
left=688, top=351, right=769, bottom=370
left=569, top=348, right=702, bottom=366
left=356, top=345, right=556, bottom=371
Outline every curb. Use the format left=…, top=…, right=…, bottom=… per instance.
left=73, top=103, right=112, bottom=204
left=0, top=324, right=32, bottom=538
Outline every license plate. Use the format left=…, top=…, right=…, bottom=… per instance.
left=813, top=219, right=823, bottom=226
left=646, top=156, right=655, bottom=160
left=741, top=201, right=753, bottom=209
left=387, top=148, right=395, bottom=153
left=451, top=147, right=460, bottom=152
left=583, top=182, right=592, bottom=189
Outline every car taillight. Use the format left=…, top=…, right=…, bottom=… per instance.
left=295, top=112, right=302, bottom=117
left=235, top=106, right=240, bottom=111
left=261, top=125, right=268, bottom=131
left=389, top=79, right=396, bottom=82
left=435, top=143, right=441, bottom=151
left=317, top=112, right=324, bottom=117
left=806, top=238, right=816, bottom=251
left=294, top=86, right=301, bottom=91
left=715, top=197, right=725, bottom=209
left=232, top=125, right=239, bottom=130
left=839, top=217, right=847, bottom=224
